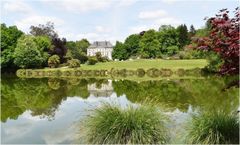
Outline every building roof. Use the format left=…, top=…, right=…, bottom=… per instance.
left=88, top=41, right=113, bottom=48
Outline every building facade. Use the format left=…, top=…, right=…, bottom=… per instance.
left=87, top=41, right=113, bottom=60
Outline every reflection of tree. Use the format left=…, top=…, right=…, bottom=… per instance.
left=113, top=80, right=192, bottom=112
left=112, top=77, right=238, bottom=113
left=1, top=76, right=238, bottom=122
left=1, top=77, right=112, bottom=122
left=1, top=77, right=69, bottom=121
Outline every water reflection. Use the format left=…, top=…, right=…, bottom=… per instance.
left=1, top=75, right=239, bottom=144
left=1, top=76, right=238, bottom=122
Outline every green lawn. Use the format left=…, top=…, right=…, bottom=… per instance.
left=80, top=59, right=208, bottom=70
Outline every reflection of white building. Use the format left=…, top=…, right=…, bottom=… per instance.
left=87, top=41, right=113, bottom=60
left=87, top=80, right=113, bottom=97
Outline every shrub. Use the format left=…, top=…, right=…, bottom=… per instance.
left=80, top=103, right=169, bottom=144
left=68, top=59, right=80, bottom=68
left=136, top=68, right=145, bottom=77
left=204, top=51, right=223, bottom=73
left=48, top=55, right=60, bottom=68
left=186, top=111, right=239, bottom=144
left=166, top=45, right=179, bottom=56
left=16, top=69, right=26, bottom=77
left=146, top=68, right=160, bottom=78
left=87, top=56, right=98, bottom=65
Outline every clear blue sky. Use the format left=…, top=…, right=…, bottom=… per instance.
left=1, top=0, right=238, bottom=43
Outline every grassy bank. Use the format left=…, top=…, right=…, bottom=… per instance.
left=16, top=59, right=208, bottom=81
left=81, top=59, right=208, bottom=70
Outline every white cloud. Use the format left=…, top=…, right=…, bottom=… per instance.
left=41, top=0, right=136, bottom=13
left=155, top=17, right=182, bottom=26
left=138, top=10, right=167, bottom=19
left=3, top=0, right=33, bottom=14
left=129, top=25, right=149, bottom=34
left=117, top=0, right=138, bottom=6
left=15, top=15, right=64, bottom=33
left=161, top=0, right=179, bottom=4
left=43, top=0, right=111, bottom=13
left=137, top=9, right=182, bottom=30
left=95, top=25, right=112, bottom=33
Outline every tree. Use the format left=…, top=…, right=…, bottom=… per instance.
left=139, top=29, right=161, bottom=58
left=189, top=25, right=196, bottom=38
left=14, top=35, right=46, bottom=68
left=75, top=39, right=90, bottom=53
left=1, top=24, right=23, bottom=71
left=30, top=21, right=58, bottom=39
left=196, top=8, right=239, bottom=75
left=112, top=41, right=128, bottom=60
left=177, top=24, right=189, bottom=48
left=124, top=34, right=141, bottom=57
left=157, top=25, right=179, bottom=54
left=66, top=40, right=89, bottom=63
left=34, top=36, right=52, bottom=66
left=50, top=38, right=67, bottom=63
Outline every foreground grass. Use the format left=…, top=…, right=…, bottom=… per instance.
left=81, top=59, right=208, bottom=70
left=186, top=110, right=239, bottom=144
left=80, top=103, right=169, bottom=144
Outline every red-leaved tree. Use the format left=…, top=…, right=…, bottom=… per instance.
left=196, top=8, right=239, bottom=75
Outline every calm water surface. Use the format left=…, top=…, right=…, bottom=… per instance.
left=1, top=75, right=239, bottom=144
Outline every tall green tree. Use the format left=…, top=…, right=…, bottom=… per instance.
left=14, top=35, right=51, bottom=68
left=139, top=29, right=160, bottom=58
left=189, top=25, right=196, bottom=38
left=75, top=39, right=90, bottom=53
left=124, top=34, right=141, bottom=57
left=66, top=39, right=90, bottom=63
left=157, top=25, right=179, bottom=54
left=177, top=24, right=189, bottom=48
left=112, top=41, right=128, bottom=60
left=1, top=23, right=23, bottom=71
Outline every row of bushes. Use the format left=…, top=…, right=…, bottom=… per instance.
left=79, top=103, right=239, bottom=144
left=47, top=52, right=108, bottom=68
left=16, top=68, right=203, bottom=78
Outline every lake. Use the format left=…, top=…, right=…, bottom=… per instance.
left=1, top=75, right=239, bottom=144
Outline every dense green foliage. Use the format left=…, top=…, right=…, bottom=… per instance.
left=95, top=52, right=108, bottom=62
left=67, top=59, right=80, bottom=68
left=113, top=24, right=193, bottom=60
left=186, top=111, right=239, bottom=144
left=87, top=56, right=98, bottom=65
left=81, top=103, right=169, bottom=144
left=14, top=35, right=51, bottom=68
left=66, top=39, right=90, bottom=63
left=48, top=55, right=60, bottom=68
left=139, top=29, right=161, bottom=58
left=177, top=24, right=189, bottom=47
left=1, top=24, right=23, bottom=71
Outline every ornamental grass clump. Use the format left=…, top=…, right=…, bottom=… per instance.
left=186, top=111, right=239, bottom=144
left=80, top=103, right=169, bottom=144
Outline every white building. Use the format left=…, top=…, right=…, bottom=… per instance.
left=87, top=41, right=113, bottom=60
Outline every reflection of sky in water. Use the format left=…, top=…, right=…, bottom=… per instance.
left=1, top=77, right=238, bottom=144
left=1, top=94, right=133, bottom=144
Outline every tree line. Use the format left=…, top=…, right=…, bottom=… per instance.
left=112, top=24, right=206, bottom=60
left=1, top=8, right=238, bottom=75
left=1, top=22, right=97, bottom=72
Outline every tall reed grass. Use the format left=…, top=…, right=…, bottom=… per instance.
left=80, top=103, right=169, bottom=144
left=186, top=110, right=239, bottom=144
